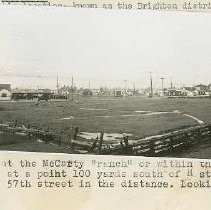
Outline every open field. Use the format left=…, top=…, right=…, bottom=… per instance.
left=0, top=96, right=211, bottom=154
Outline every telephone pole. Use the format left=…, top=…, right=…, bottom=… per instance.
left=56, top=75, right=60, bottom=94
left=71, top=76, right=74, bottom=101
left=170, top=79, right=173, bottom=89
left=88, top=81, right=90, bottom=90
left=149, top=72, right=153, bottom=96
left=124, top=79, right=127, bottom=96
left=160, top=77, right=165, bottom=91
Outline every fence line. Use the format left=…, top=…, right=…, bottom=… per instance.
left=101, top=125, right=211, bottom=156
left=0, top=121, right=210, bottom=156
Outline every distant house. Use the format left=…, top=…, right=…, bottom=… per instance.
left=162, top=87, right=196, bottom=97
left=0, top=84, right=11, bottom=100
left=183, top=86, right=195, bottom=92
left=194, top=84, right=209, bottom=95
left=194, top=84, right=208, bottom=91
left=92, top=89, right=101, bottom=96
left=11, top=89, right=54, bottom=101
left=166, top=89, right=184, bottom=97
left=114, top=90, right=123, bottom=97
left=182, top=87, right=195, bottom=97
left=82, top=89, right=93, bottom=96
left=156, top=90, right=165, bottom=97
left=208, top=84, right=211, bottom=91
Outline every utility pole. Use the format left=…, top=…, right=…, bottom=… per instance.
left=149, top=72, right=153, bottom=96
left=124, top=79, right=127, bottom=96
left=71, top=76, right=74, bottom=101
left=170, top=79, right=173, bottom=89
left=109, top=83, right=112, bottom=95
left=88, top=81, right=90, bottom=90
left=56, top=75, right=60, bottom=94
left=160, top=77, right=165, bottom=91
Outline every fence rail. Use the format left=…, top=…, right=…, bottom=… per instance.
left=0, top=121, right=211, bottom=156
left=101, top=125, right=211, bottom=156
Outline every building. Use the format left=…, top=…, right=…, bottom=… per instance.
left=182, top=87, right=195, bottom=97
left=194, top=84, right=209, bottom=95
left=114, top=90, right=124, bottom=97
left=82, top=89, right=93, bottom=96
left=208, top=84, right=211, bottom=91
left=166, top=89, right=185, bottom=97
left=11, top=89, right=54, bottom=101
left=0, top=84, right=11, bottom=100
left=194, top=84, right=209, bottom=91
left=158, top=87, right=194, bottom=98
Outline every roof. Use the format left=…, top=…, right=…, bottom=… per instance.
left=12, top=89, right=52, bottom=94
left=194, top=84, right=208, bottom=88
left=183, top=87, right=194, bottom=91
left=0, top=84, right=11, bottom=91
left=168, top=89, right=183, bottom=92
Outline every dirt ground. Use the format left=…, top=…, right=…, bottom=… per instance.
left=0, top=96, right=211, bottom=157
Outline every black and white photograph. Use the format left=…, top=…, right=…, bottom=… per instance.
left=0, top=6, right=211, bottom=158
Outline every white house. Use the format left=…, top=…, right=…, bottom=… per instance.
left=0, top=84, right=11, bottom=100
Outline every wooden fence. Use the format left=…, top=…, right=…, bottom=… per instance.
left=102, top=125, right=211, bottom=156
left=0, top=121, right=211, bottom=156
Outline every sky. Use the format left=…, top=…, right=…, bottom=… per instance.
left=0, top=5, right=211, bottom=89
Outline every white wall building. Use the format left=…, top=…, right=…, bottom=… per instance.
left=0, top=84, right=11, bottom=100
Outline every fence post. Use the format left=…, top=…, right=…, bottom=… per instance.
left=89, top=136, right=98, bottom=152
left=169, top=136, right=174, bottom=153
left=14, top=119, right=18, bottom=128
left=58, top=131, right=62, bottom=147
left=209, top=126, right=211, bottom=143
left=121, top=134, right=133, bottom=155
left=71, top=141, right=75, bottom=152
left=98, top=132, right=104, bottom=155
left=71, top=127, right=79, bottom=152
left=73, top=127, right=79, bottom=140
left=27, top=123, right=30, bottom=129
left=27, top=131, right=31, bottom=139
left=184, top=133, right=190, bottom=149
left=149, top=139, right=155, bottom=156
left=195, top=128, right=201, bottom=145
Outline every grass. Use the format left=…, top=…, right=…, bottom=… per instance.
left=0, top=96, right=211, bottom=153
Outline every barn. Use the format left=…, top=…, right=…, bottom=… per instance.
left=0, top=84, right=11, bottom=100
